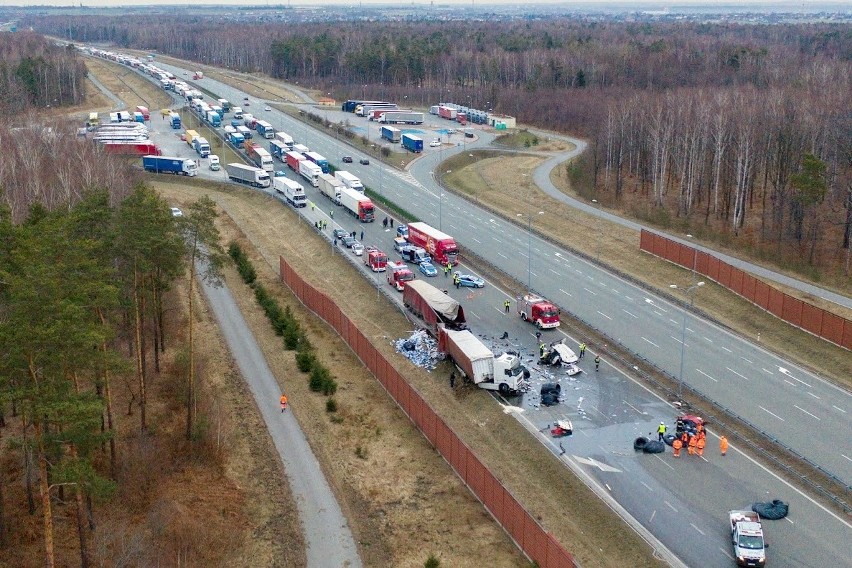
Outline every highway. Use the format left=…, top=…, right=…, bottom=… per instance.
left=124, top=56, right=851, bottom=566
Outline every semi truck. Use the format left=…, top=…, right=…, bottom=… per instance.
left=274, top=177, right=307, bottom=208
left=226, top=131, right=245, bottom=148
left=729, top=510, right=768, bottom=567
left=135, top=106, right=150, bottom=120
left=169, top=112, right=181, bottom=129
left=379, top=111, right=424, bottom=125
left=232, top=106, right=243, bottom=119
left=403, top=280, right=467, bottom=337
left=237, top=125, right=252, bottom=140
left=517, top=295, right=561, bottom=329
left=245, top=142, right=274, bottom=172
left=299, top=159, right=321, bottom=187
left=438, top=106, right=457, bottom=120
left=142, top=155, right=198, bottom=177
left=387, top=261, right=415, bottom=291
left=256, top=120, right=275, bottom=139
left=274, top=131, right=294, bottom=149
left=339, top=186, right=374, bottom=222
left=269, top=139, right=288, bottom=162
left=438, top=328, right=528, bottom=395
left=402, top=133, right=423, bottom=153
left=206, top=110, right=221, bottom=127
left=103, top=142, right=161, bottom=156
left=285, top=151, right=305, bottom=172
left=304, top=151, right=330, bottom=174
left=318, top=173, right=343, bottom=204
left=193, top=137, right=210, bottom=158
left=217, top=98, right=230, bottom=112
left=185, top=129, right=200, bottom=147
left=225, top=163, right=271, bottom=188
left=406, top=222, right=459, bottom=266
left=334, top=170, right=364, bottom=192
left=293, top=143, right=309, bottom=155
left=380, top=125, right=401, bottom=143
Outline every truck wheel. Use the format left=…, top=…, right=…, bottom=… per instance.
left=498, top=383, right=509, bottom=396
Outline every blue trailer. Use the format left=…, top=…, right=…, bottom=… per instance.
left=226, top=131, right=245, bottom=149
left=142, top=155, right=198, bottom=176
left=381, top=125, right=401, bottom=143
left=269, top=139, right=288, bottom=162
left=402, top=133, right=423, bottom=153
left=170, top=112, right=182, bottom=129
left=304, top=151, right=330, bottom=174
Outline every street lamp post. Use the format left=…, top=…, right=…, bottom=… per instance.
left=669, top=281, right=705, bottom=399
left=517, top=211, right=544, bottom=293
left=591, top=199, right=603, bottom=261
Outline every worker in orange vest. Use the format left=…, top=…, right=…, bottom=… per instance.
left=687, top=435, right=697, bottom=456
left=696, top=435, right=706, bottom=457
left=720, top=436, right=729, bottom=456
left=672, top=438, right=682, bottom=458
left=280, top=394, right=288, bottom=412
left=680, top=431, right=689, bottom=446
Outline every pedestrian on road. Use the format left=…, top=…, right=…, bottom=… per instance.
left=504, top=299, right=511, bottom=313
left=390, top=218, right=394, bottom=228
left=383, top=217, right=388, bottom=228
left=672, top=438, right=682, bottom=458
left=719, top=436, right=728, bottom=456
left=657, top=422, right=667, bottom=442
left=453, top=273, right=460, bottom=288
left=311, top=202, right=315, bottom=211
left=696, top=435, right=706, bottom=457
left=360, top=230, right=364, bottom=241
left=594, top=355, right=601, bottom=371
left=687, top=435, right=697, bottom=456
left=450, top=371, right=456, bottom=389
left=280, top=394, right=288, bottom=412
left=322, top=220, right=327, bottom=229
left=539, top=342, right=546, bottom=357
left=443, top=265, right=449, bottom=277
left=579, top=342, right=586, bottom=358
left=535, top=331, right=542, bottom=342
left=351, top=231, right=356, bottom=238
left=333, top=238, right=337, bottom=247
left=330, top=210, right=334, bottom=219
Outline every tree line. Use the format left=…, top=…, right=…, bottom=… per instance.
left=29, top=17, right=852, bottom=271
left=0, top=32, right=88, bottom=115
left=0, top=124, right=225, bottom=566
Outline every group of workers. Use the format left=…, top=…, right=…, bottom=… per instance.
left=667, top=420, right=728, bottom=458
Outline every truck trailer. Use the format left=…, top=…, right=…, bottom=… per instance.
left=304, top=151, right=330, bottom=174
left=339, top=186, right=374, bottom=222
left=245, top=141, right=274, bottom=172
left=299, top=159, right=322, bottom=187
left=226, top=131, right=245, bottom=148
left=380, top=125, right=401, bottom=143
left=379, top=111, right=424, bottom=125
left=406, top=222, right=459, bottom=266
left=438, top=328, right=528, bottom=395
left=269, top=139, right=288, bottom=162
left=103, top=142, right=161, bottom=156
left=274, top=177, right=307, bottom=208
left=274, top=131, right=294, bottom=149
left=318, top=173, right=343, bottom=204
left=205, top=111, right=221, bottom=127
left=142, top=155, right=198, bottom=177
left=256, top=120, right=275, bottom=139
left=225, top=163, right=271, bottom=188
left=401, top=133, right=423, bottom=153
left=403, top=280, right=467, bottom=337
left=334, top=170, right=364, bottom=192
left=285, top=151, right=305, bottom=172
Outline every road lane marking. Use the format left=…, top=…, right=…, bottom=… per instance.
left=784, top=380, right=796, bottom=386
left=721, top=346, right=732, bottom=353
left=726, top=367, right=749, bottom=381
left=624, top=295, right=634, bottom=301
left=549, top=268, right=560, bottom=275
left=641, top=482, right=653, bottom=492
left=759, top=406, right=785, bottom=421
left=530, top=271, right=539, bottom=277
left=696, top=369, right=718, bottom=382
left=671, top=336, right=684, bottom=345
left=597, top=311, right=612, bottom=320
left=664, top=500, right=678, bottom=512
left=794, top=405, right=820, bottom=420
left=471, top=237, right=481, bottom=244
left=653, top=310, right=663, bottom=317
left=762, top=368, right=774, bottom=375
left=583, top=287, right=597, bottom=295
left=623, top=309, right=638, bottom=319
left=842, top=454, right=852, bottom=463
left=720, top=548, right=735, bottom=560
left=559, top=288, right=572, bottom=297
left=642, top=337, right=660, bottom=348
left=517, top=251, right=528, bottom=258
left=741, top=356, right=754, bottom=364
left=470, top=310, right=481, bottom=319
left=703, top=336, right=713, bottom=342
left=833, top=405, right=846, bottom=413
left=807, top=392, right=821, bottom=400
left=623, top=401, right=644, bottom=415
left=649, top=510, right=656, bottom=523
left=497, top=252, right=508, bottom=259
left=778, top=367, right=813, bottom=388
left=690, top=523, right=706, bottom=536
left=669, top=318, right=678, bottom=324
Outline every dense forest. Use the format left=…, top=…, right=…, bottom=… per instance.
left=0, top=32, right=88, bottom=114
left=31, top=17, right=852, bottom=271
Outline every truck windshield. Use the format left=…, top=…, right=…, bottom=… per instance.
left=738, top=535, right=764, bottom=550
left=540, top=308, right=559, bottom=318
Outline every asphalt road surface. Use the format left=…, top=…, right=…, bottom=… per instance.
left=199, top=265, right=362, bottom=567
left=112, top=55, right=851, bottom=566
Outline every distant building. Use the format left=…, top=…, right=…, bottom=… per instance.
left=488, top=113, right=516, bottom=129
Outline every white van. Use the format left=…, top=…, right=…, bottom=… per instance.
left=209, top=155, right=220, bottom=171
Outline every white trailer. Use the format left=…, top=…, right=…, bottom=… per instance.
left=334, top=170, right=364, bottom=192
left=318, top=173, right=343, bottom=204
left=298, top=160, right=321, bottom=187
left=225, top=163, right=271, bottom=188
left=274, top=131, right=294, bottom=149
left=274, top=177, right=307, bottom=208
left=439, top=328, right=528, bottom=395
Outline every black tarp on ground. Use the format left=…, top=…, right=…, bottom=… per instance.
left=752, top=499, right=789, bottom=520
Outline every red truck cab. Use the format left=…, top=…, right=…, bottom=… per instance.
left=365, top=248, right=388, bottom=272
left=387, top=261, right=415, bottom=291
left=517, top=295, right=560, bottom=329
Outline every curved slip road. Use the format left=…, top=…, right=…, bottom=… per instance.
left=199, top=268, right=361, bottom=568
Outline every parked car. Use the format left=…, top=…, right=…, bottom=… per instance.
left=464, top=131, right=475, bottom=138
left=359, top=158, right=370, bottom=165
left=332, top=229, right=349, bottom=240
left=430, top=139, right=441, bottom=147
left=396, top=225, right=409, bottom=239
left=419, top=262, right=438, bottom=277
left=170, top=207, right=183, bottom=217
left=342, top=156, right=353, bottom=163
left=274, top=170, right=287, bottom=177
left=264, top=105, right=272, bottom=112
left=179, top=133, right=186, bottom=141
left=456, top=273, right=485, bottom=288
left=351, top=243, right=364, bottom=256
left=341, top=235, right=357, bottom=248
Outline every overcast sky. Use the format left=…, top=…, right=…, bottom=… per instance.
left=1, top=0, right=843, bottom=8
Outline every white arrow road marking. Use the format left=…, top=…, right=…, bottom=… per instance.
left=572, top=455, right=622, bottom=473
